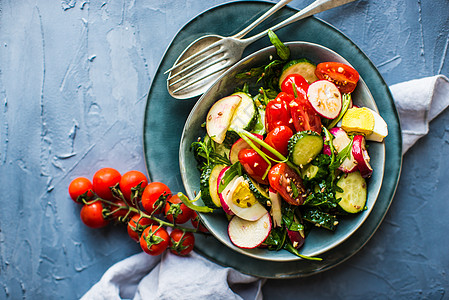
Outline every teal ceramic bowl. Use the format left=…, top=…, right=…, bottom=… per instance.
left=179, top=42, right=385, bottom=261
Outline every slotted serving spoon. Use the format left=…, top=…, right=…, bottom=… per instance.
left=166, top=0, right=356, bottom=99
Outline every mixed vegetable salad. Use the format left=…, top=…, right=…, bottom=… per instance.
left=190, top=32, right=388, bottom=259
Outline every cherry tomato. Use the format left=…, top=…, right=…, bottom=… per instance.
left=238, top=148, right=270, bottom=185
left=289, top=98, right=322, bottom=134
left=108, top=199, right=129, bottom=221
left=281, top=74, right=309, bottom=99
left=191, top=212, right=208, bottom=233
left=265, top=93, right=295, bottom=132
left=315, top=62, right=359, bottom=94
left=80, top=201, right=109, bottom=228
left=268, top=163, right=306, bottom=206
left=92, top=168, right=121, bottom=200
left=139, top=225, right=169, bottom=256
left=119, top=170, right=148, bottom=203
left=141, top=182, right=171, bottom=214
left=68, top=177, right=94, bottom=203
left=263, top=125, right=294, bottom=158
left=169, top=229, right=195, bottom=256
left=127, top=214, right=157, bottom=242
left=164, top=195, right=194, bottom=224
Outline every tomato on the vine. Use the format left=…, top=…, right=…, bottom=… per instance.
left=263, top=125, right=294, bottom=158
left=280, top=74, right=309, bottom=99
left=127, top=214, right=157, bottom=242
left=315, top=62, right=359, bottom=94
left=68, top=177, right=94, bottom=203
left=268, top=163, right=307, bottom=206
left=289, top=97, right=322, bottom=134
left=80, top=201, right=109, bottom=228
left=169, top=229, right=195, bottom=256
left=139, top=225, right=169, bottom=256
left=238, top=148, right=270, bottom=185
left=141, top=182, right=171, bottom=214
left=265, top=92, right=295, bottom=132
left=93, top=168, right=121, bottom=200
left=164, top=195, right=194, bottom=224
left=108, top=199, right=129, bottom=221
left=191, top=212, right=208, bottom=233
left=119, top=170, right=148, bottom=203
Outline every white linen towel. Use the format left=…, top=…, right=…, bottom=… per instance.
left=81, top=75, right=449, bottom=300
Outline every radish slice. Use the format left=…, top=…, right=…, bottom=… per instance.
left=352, top=135, right=373, bottom=178
left=308, top=80, right=342, bottom=119
left=228, top=212, right=272, bottom=249
left=206, top=95, right=242, bottom=144
left=287, top=228, right=305, bottom=249
left=217, top=171, right=237, bottom=215
left=268, top=189, right=282, bottom=228
left=229, top=134, right=263, bottom=164
left=224, top=176, right=268, bottom=221
left=329, top=127, right=357, bottom=173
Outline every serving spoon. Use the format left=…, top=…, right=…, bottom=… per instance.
left=167, top=0, right=356, bottom=99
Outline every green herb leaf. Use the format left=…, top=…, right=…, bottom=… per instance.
left=268, top=30, right=290, bottom=61
left=217, top=162, right=242, bottom=193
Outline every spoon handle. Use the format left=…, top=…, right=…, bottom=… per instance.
left=242, top=0, right=356, bottom=44
left=232, top=0, right=293, bottom=39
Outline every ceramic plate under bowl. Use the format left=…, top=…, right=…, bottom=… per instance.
left=179, top=42, right=385, bottom=261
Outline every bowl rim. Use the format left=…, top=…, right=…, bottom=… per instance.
left=179, top=41, right=385, bottom=261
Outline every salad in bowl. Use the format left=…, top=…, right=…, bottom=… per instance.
left=179, top=33, right=387, bottom=261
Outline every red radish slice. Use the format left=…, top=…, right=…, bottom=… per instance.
left=224, top=176, right=268, bottom=221
left=287, top=227, right=305, bottom=249
left=307, top=80, right=342, bottom=119
left=228, top=212, right=272, bottom=249
left=329, top=127, right=357, bottom=173
left=206, top=95, right=242, bottom=144
left=229, top=134, right=263, bottom=164
left=268, top=189, right=282, bottom=228
left=217, top=167, right=235, bottom=215
left=352, top=135, right=373, bottom=178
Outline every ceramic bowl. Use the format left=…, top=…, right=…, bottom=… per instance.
left=179, top=42, right=385, bottom=261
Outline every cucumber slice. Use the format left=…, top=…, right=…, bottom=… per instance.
left=301, top=164, right=320, bottom=180
left=200, top=164, right=226, bottom=208
left=279, top=58, right=319, bottom=87
left=335, top=171, right=367, bottom=213
left=243, top=174, right=270, bottom=205
left=288, top=131, right=323, bottom=167
left=302, top=208, right=338, bottom=231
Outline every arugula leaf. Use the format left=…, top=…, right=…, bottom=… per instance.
left=268, top=30, right=290, bottom=61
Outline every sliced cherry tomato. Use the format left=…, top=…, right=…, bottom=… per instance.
left=281, top=74, right=309, bottom=99
left=119, top=170, right=148, bottom=203
left=164, top=195, right=194, bottom=224
left=315, top=62, right=359, bottom=94
left=268, top=163, right=307, bottom=206
left=127, top=214, right=157, bottom=242
left=265, top=92, right=295, bottom=132
left=169, top=229, right=195, bottom=256
left=141, top=182, right=171, bottom=214
left=191, top=212, right=209, bottom=233
left=289, top=97, right=322, bottom=134
left=80, top=201, right=109, bottom=228
left=238, top=148, right=270, bottom=185
left=139, top=225, right=169, bottom=256
left=68, top=177, right=94, bottom=203
left=263, top=125, right=294, bottom=158
left=92, top=168, right=121, bottom=200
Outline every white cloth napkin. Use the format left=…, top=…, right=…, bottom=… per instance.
left=81, top=75, right=449, bottom=300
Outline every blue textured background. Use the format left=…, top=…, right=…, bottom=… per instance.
left=1, top=0, right=448, bottom=299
